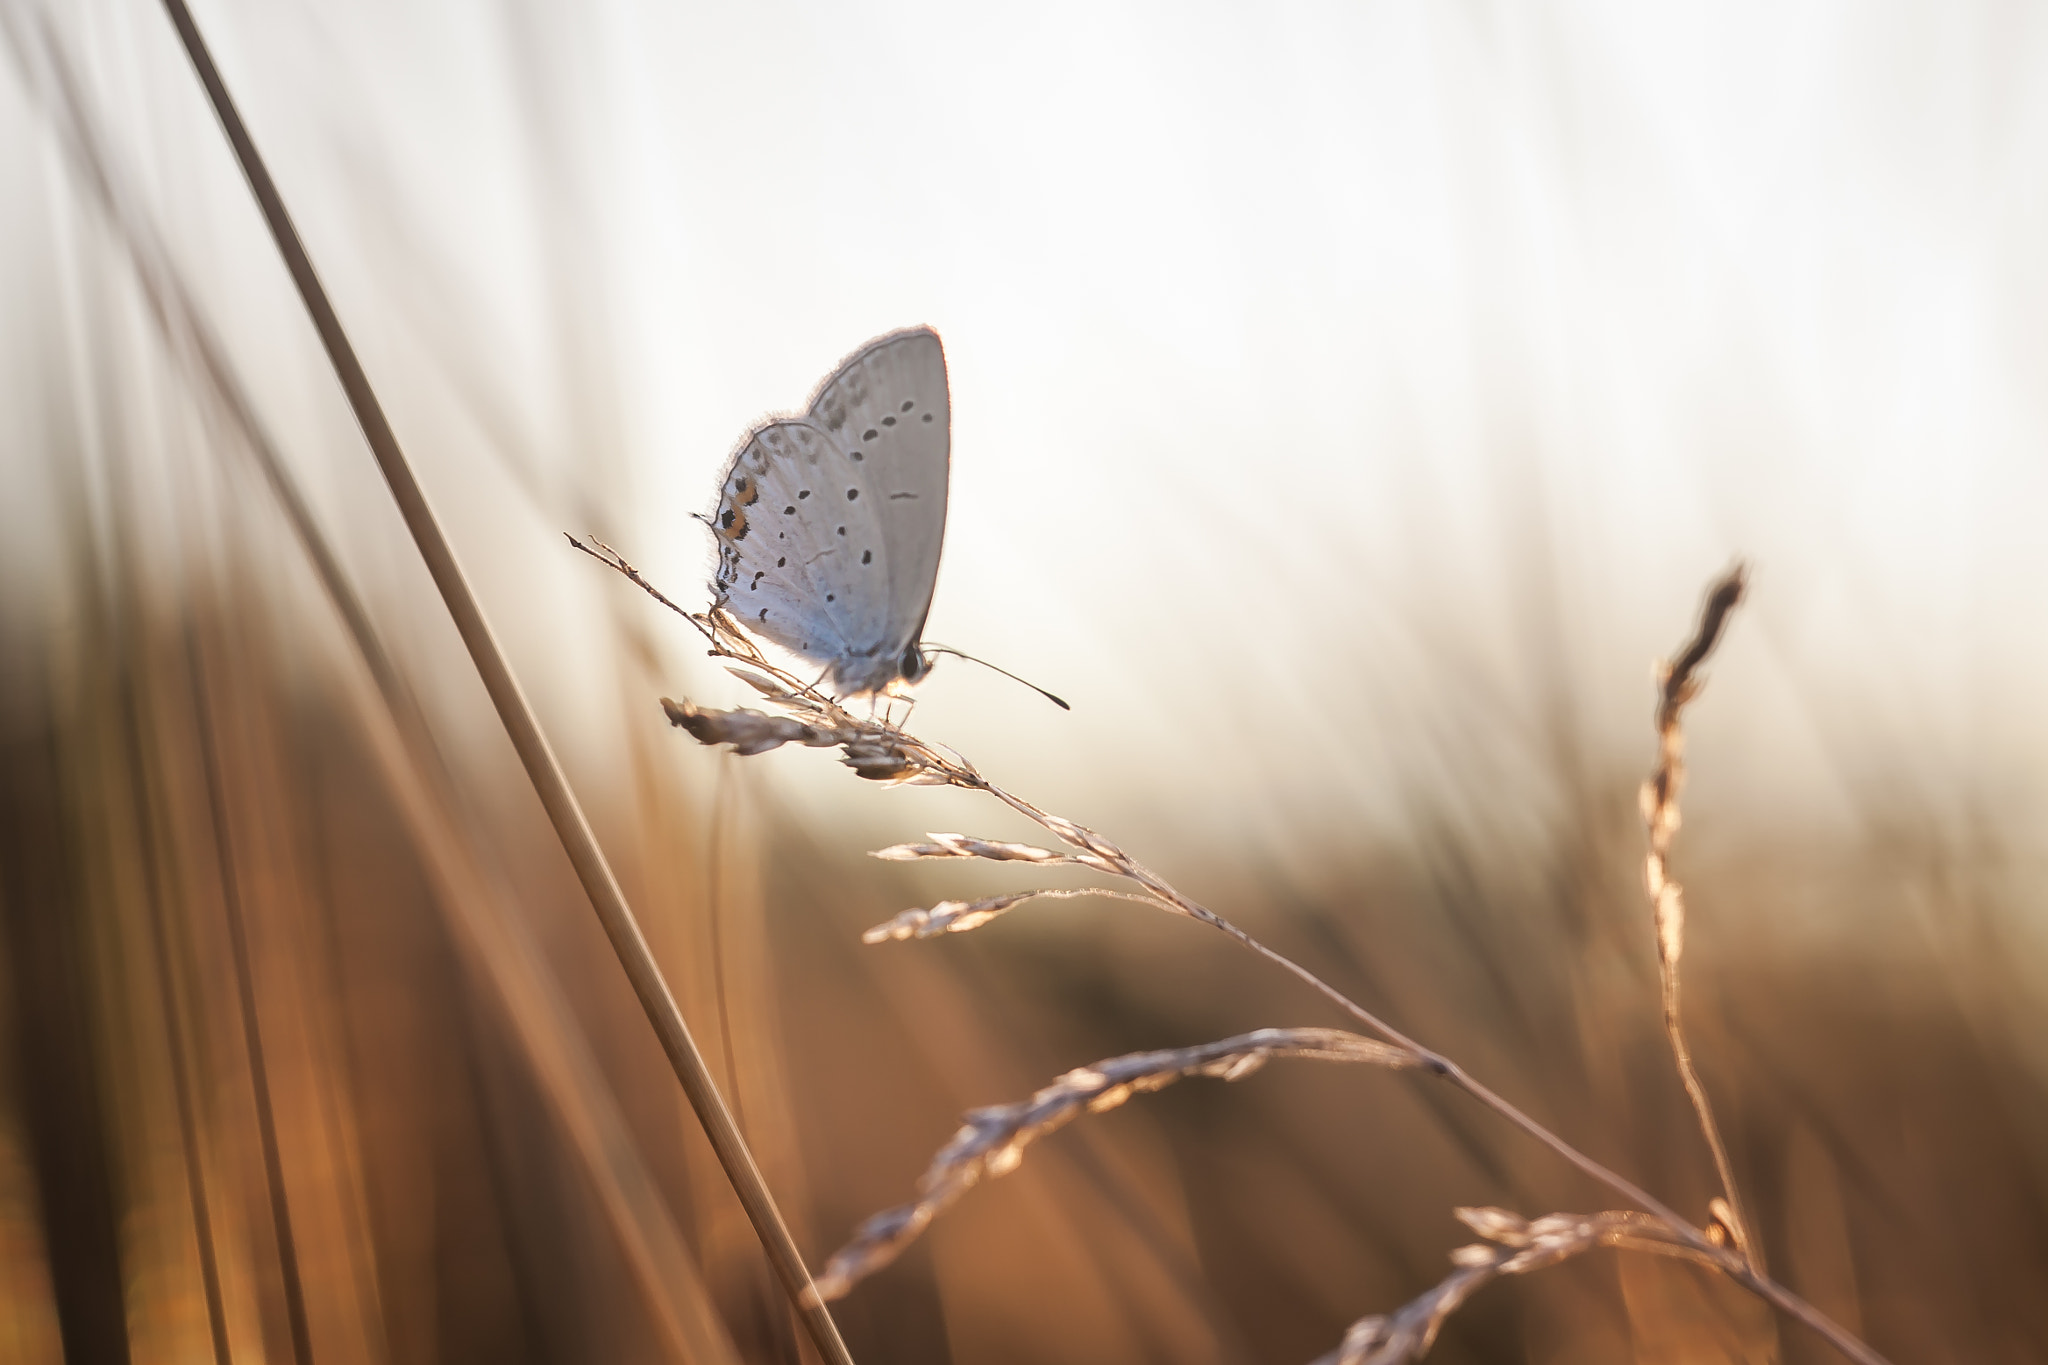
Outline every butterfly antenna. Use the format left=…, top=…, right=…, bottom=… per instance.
left=922, top=645, right=1070, bottom=711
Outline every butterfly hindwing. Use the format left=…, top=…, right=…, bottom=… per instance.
left=712, top=419, right=893, bottom=670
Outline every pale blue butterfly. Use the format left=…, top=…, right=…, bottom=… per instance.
left=708, top=328, right=951, bottom=697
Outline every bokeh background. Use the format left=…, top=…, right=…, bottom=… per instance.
left=3, top=2, right=2047, bottom=1361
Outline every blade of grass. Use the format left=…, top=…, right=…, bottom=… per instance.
left=151, top=4, right=853, bottom=1359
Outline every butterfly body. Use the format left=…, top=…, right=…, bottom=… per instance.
left=709, top=328, right=950, bottom=696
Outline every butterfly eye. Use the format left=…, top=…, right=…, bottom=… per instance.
left=901, top=644, right=927, bottom=680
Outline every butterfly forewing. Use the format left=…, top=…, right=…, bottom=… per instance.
left=807, top=329, right=951, bottom=654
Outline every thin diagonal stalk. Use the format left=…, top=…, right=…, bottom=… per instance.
left=658, top=613, right=1888, bottom=1364
left=152, top=5, right=853, bottom=1360
left=621, top=559, right=1738, bottom=1254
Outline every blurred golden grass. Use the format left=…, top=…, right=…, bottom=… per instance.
left=5, top=7, right=2048, bottom=1361
left=6, top=459, right=2048, bottom=1364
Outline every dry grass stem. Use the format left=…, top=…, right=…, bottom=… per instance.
left=805, top=1028, right=1417, bottom=1303
left=1641, top=564, right=1762, bottom=1270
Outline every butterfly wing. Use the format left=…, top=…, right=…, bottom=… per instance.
left=711, top=419, right=895, bottom=677
left=709, top=328, right=951, bottom=695
left=806, top=328, right=951, bottom=658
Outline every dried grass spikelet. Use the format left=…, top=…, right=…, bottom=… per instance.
left=660, top=696, right=955, bottom=785
left=1636, top=564, right=1762, bottom=1272
left=1318, top=1208, right=1708, bottom=1365
left=861, top=891, right=1039, bottom=940
left=568, top=537, right=984, bottom=786
left=806, top=1028, right=1417, bottom=1303
left=661, top=698, right=851, bottom=757
left=862, top=887, right=1162, bottom=941
left=872, top=831, right=1119, bottom=873
left=862, top=833, right=1164, bottom=940
left=1640, top=563, right=1747, bottom=976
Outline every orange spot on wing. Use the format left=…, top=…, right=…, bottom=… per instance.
left=716, top=501, right=750, bottom=541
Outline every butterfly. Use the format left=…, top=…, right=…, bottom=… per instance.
left=708, top=328, right=951, bottom=698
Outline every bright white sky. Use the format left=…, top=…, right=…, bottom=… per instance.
left=7, top=1, right=2048, bottom=862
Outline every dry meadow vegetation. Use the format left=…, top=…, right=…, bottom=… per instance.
left=3, top=5, right=2046, bottom=1364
